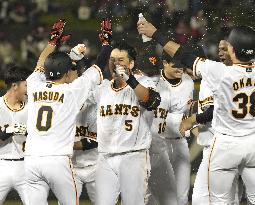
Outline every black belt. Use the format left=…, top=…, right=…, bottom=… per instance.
left=1, top=158, right=24, bottom=161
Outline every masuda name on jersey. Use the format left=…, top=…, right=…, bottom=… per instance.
left=233, top=77, right=255, bottom=92
left=33, top=91, right=64, bottom=103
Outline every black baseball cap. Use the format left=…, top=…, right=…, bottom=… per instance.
left=136, top=52, right=162, bottom=76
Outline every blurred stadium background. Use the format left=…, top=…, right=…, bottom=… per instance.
left=0, top=0, right=254, bottom=204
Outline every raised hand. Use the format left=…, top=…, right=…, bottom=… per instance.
left=99, top=18, right=112, bottom=45
left=69, top=44, right=86, bottom=61
left=137, top=21, right=157, bottom=38
left=48, top=19, right=71, bottom=46
left=115, top=65, right=131, bottom=81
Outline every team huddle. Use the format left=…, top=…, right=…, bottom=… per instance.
left=0, top=16, right=254, bottom=205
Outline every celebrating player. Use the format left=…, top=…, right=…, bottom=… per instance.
left=161, top=51, right=194, bottom=205
left=69, top=18, right=112, bottom=205
left=0, top=65, right=31, bottom=204
left=24, top=19, right=104, bottom=205
left=137, top=51, right=181, bottom=205
left=138, top=20, right=255, bottom=204
left=88, top=40, right=161, bottom=205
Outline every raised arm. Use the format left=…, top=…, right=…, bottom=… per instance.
left=96, top=18, right=113, bottom=71
left=116, top=66, right=161, bottom=111
left=35, top=19, right=71, bottom=71
left=137, top=21, right=197, bottom=69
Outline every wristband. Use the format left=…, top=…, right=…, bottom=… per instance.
left=152, top=30, right=169, bottom=47
left=126, top=75, right=139, bottom=89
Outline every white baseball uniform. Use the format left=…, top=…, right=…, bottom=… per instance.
left=192, top=78, right=215, bottom=205
left=163, top=73, right=194, bottom=205
left=89, top=75, right=154, bottom=205
left=73, top=102, right=98, bottom=204
left=192, top=75, right=244, bottom=205
left=147, top=75, right=187, bottom=205
left=25, top=64, right=102, bottom=205
left=193, top=58, right=255, bottom=204
left=0, top=96, right=27, bottom=205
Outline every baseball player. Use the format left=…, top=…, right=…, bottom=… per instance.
left=70, top=20, right=112, bottom=203
left=181, top=40, right=243, bottom=205
left=138, top=21, right=255, bottom=204
left=0, top=65, right=31, bottom=204
left=138, top=51, right=186, bottom=205
left=88, top=41, right=161, bottom=205
left=24, top=20, right=104, bottom=205
left=73, top=101, right=98, bottom=204
left=160, top=51, right=193, bottom=205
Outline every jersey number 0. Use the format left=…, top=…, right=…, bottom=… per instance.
left=36, top=106, right=53, bottom=131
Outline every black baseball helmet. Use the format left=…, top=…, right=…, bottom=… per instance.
left=44, top=52, right=76, bottom=80
left=228, top=26, right=255, bottom=62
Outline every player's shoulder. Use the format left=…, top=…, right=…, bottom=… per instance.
left=182, top=73, right=193, bottom=84
left=197, top=58, right=228, bottom=72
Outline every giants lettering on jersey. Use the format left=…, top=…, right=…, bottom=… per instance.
left=153, top=108, right=168, bottom=120
left=233, top=77, right=255, bottom=92
left=33, top=91, right=64, bottom=103
left=76, top=125, right=88, bottom=137
left=99, top=104, right=140, bottom=117
left=76, top=125, right=97, bottom=140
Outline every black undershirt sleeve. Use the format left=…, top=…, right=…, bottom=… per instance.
left=81, top=138, right=98, bottom=151
left=196, top=105, right=214, bottom=124
left=0, top=131, right=13, bottom=141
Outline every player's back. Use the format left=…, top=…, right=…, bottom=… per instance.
left=214, top=64, right=255, bottom=136
left=195, top=59, right=255, bottom=136
left=25, top=81, right=80, bottom=156
left=25, top=66, right=102, bottom=156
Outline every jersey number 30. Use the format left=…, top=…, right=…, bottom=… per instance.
left=36, top=106, right=53, bottom=131
left=232, top=92, right=255, bottom=119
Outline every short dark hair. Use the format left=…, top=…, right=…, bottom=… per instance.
left=4, top=64, right=32, bottom=90
left=112, top=41, right=137, bottom=61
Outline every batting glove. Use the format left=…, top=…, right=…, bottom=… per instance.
left=99, top=18, right=112, bottom=45
left=48, top=19, right=71, bottom=46
left=69, top=44, right=86, bottom=61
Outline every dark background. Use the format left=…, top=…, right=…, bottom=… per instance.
left=0, top=0, right=254, bottom=202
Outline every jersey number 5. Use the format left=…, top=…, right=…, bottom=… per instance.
left=36, top=106, right=53, bottom=131
left=125, top=120, right=133, bottom=131
left=232, top=92, right=255, bottom=119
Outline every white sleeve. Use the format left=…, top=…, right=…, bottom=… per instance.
left=69, top=65, right=103, bottom=109
left=26, top=67, right=46, bottom=88
left=137, top=75, right=157, bottom=89
left=193, top=58, right=227, bottom=93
